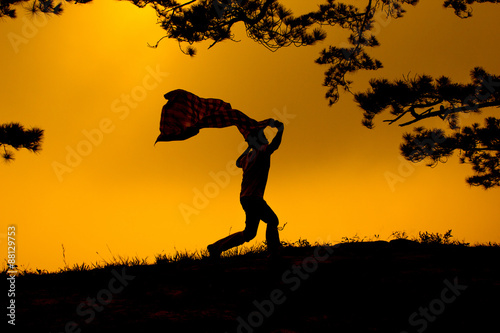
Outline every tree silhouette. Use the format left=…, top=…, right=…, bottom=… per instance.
left=138, top=0, right=412, bottom=105
left=1, top=0, right=418, bottom=103
left=3, top=0, right=500, bottom=186
left=355, top=68, right=500, bottom=188
left=0, top=0, right=94, bottom=18
left=3, top=0, right=498, bottom=104
left=0, top=122, right=44, bottom=162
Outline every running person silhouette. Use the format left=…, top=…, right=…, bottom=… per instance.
left=207, top=119, right=284, bottom=259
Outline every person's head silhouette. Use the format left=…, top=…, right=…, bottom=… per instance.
left=246, top=128, right=268, bottom=149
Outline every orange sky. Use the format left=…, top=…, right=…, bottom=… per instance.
left=1, top=0, right=499, bottom=272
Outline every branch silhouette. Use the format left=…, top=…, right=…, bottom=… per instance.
left=355, top=67, right=500, bottom=129
left=401, top=118, right=500, bottom=189
left=0, top=122, right=44, bottom=162
left=355, top=68, right=500, bottom=188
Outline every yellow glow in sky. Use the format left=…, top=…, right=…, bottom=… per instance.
left=1, top=1, right=499, bottom=272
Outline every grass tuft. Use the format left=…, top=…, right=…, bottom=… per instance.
left=388, top=229, right=470, bottom=246
left=2, top=230, right=494, bottom=276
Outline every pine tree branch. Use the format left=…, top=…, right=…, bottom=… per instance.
left=393, top=100, right=500, bottom=127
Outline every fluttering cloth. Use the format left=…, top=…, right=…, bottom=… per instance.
left=155, top=89, right=271, bottom=143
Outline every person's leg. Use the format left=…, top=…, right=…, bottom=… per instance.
left=207, top=197, right=260, bottom=258
left=241, top=197, right=260, bottom=242
left=208, top=231, right=246, bottom=257
left=258, top=200, right=281, bottom=255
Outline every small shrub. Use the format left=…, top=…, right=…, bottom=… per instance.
left=417, top=230, right=469, bottom=246
left=340, top=234, right=365, bottom=243
left=390, top=231, right=409, bottom=240
left=340, top=233, right=380, bottom=243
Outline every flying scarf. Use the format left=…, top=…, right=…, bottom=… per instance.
left=155, top=89, right=271, bottom=143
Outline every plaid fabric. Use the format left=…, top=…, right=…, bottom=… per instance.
left=156, top=89, right=271, bottom=143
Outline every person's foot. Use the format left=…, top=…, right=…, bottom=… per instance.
left=207, top=244, right=221, bottom=260
left=267, top=248, right=282, bottom=261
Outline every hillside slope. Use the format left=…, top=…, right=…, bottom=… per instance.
left=8, top=240, right=500, bottom=332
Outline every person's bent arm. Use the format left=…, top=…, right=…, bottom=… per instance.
left=268, top=120, right=284, bottom=154
left=236, top=146, right=251, bottom=168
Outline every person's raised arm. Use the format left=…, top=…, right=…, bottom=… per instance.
left=267, top=120, right=284, bottom=154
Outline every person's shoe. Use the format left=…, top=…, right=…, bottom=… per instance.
left=207, top=244, right=221, bottom=260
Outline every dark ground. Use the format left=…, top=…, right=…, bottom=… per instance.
left=6, top=240, right=500, bottom=333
